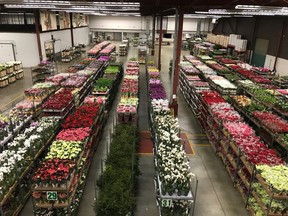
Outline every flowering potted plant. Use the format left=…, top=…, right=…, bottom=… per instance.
left=32, top=191, right=42, bottom=203
left=62, top=103, right=100, bottom=128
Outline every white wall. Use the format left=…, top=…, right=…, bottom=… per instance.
left=167, top=17, right=203, bottom=33
left=40, top=27, right=89, bottom=59
left=275, top=57, right=288, bottom=76
left=89, top=15, right=212, bottom=35
left=40, top=29, right=72, bottom=60
left=263, top=54, right=288, bottom=76
left=167, top=17, right=176, bottom=32
left=183, top=18, right=198, bottom=32
left=264, top=54, right=276, bottom=71
left=0, top=33, right=39, bottom=67
left=73, top=27, right=90, bottom=46
left=89, top=15, right=147, bottom=31
left=201, top=19, right=212, bottom=32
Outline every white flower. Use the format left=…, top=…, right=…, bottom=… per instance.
left=0, top=172, right=4, bottom=182
left=24, top=139, right=31, bottom=148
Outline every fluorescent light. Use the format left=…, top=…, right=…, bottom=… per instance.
left=23, top=0, right=70, bottom=5
left=195, top=11, right=209, bottom=14
left=235, top=5, right=282, bottom=10
left=234, top=15, right=253, bottom=17
left=5, top=4, right=55, bottom=8
left=235, top=5, right=260, bottom=9
left=89, top=12, right=106, bottom=16
left=196, top=9, right=277, bottom=16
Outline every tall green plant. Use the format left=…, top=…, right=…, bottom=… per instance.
left=94, top=125, right=139, bottom=216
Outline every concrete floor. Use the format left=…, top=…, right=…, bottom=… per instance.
left=0, top=42, right=250, bottom=216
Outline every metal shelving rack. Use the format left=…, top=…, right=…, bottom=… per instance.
left=31, top=62, right=55, bottom=84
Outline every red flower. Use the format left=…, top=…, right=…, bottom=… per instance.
left=62, top=104, right=100, bottom=128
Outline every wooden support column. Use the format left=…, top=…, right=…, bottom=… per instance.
left=34, top=11, right=43, bottom=62
left=158, top=14, right=163, bottom=71
left=70, top=13, right=74, bottom=47
left=151, top=14, right=156, bottom=56
left=172, top=7, right=184, bottom=95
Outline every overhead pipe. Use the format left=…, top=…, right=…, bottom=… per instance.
left=274, top=17, right=286, bottom=72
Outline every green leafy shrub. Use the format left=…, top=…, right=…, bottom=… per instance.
left=94, top=125, right=139, bottom=216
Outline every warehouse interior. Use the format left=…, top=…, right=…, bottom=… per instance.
left=1, top=1, right=288, bottom=216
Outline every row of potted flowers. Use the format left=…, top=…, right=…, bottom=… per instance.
left=0, top=110, right=33, bottom=146
left=29, top=57, right=110, bottom=213
left=198, top=88, right=285, bottom=178
left=99, top=44, right=116, bottom=55
left=0, top=47, right=110, bottom=215
left=117, top=61, right=139, bottom=123
left=150, top=100, right=195, bottom=215
left=179, top=61, right=201, bottom=76
left=229, top=64, right=272, bottom=84
left=87, top=41, right=110, bottom=56
left=30, top=58, right=116, bottom=213
left=196, top=44, right=273, bottom=84
left=31, top=60, right=118, bottom=213
left=148, top=64, right=195, bottom=215
left=32, top=102, right=103, bottom=208
left=24, top=82, right=59, bottom=102
left=223, top=121, right=283, bottom=166
left=180, top=57, right=288, bottom=215
left=0, top=117, right=59, bottom=202
left=230, top=94, right=288, bottom=149
left=16, top=59, right=104, bottom=118
left=41, top=60, right=105, bottom=118
left=185, top=56, right=237, bottom=93
left=92, top=78, right=114, bottom=94
left=186, top=54, right=276, bottom=88
left=67, top=58, right=95, bottom=73
left=148, top=66, right=166, bottom=100
left=186, top=55, right=288, bottom=136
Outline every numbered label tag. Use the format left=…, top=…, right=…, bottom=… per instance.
left=47, top=191, right=58, bottom=201
left=161, top=199, right=172, bottom=207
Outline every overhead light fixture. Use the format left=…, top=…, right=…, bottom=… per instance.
left=89, top=12, right=106, bottom=16
left=0, top=0, right=23, bottom=3
left=196, top=9, right=278, bottom=16
left=5, top=3, right=55, bottom=8
left=235, top=5, right=260, bottom=10
left=23, top=0, right=70, bottom=5
left=233, top=15, right=253, bottom=18
left=4, top=0, right=140, bottom=12
left=235, top=5, right=282, bottom=10
left=195, top=11, right=209, bottom=14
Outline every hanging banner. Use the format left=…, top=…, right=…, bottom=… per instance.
left=59, top=12, right=70, bottom=29
left=40, top=10, right=57, bottom=31
left=72, top=13, right=89, bottom=27
left=72, top=13, right=81, bottom=27
left=82, top=15, right=89, bottom=26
